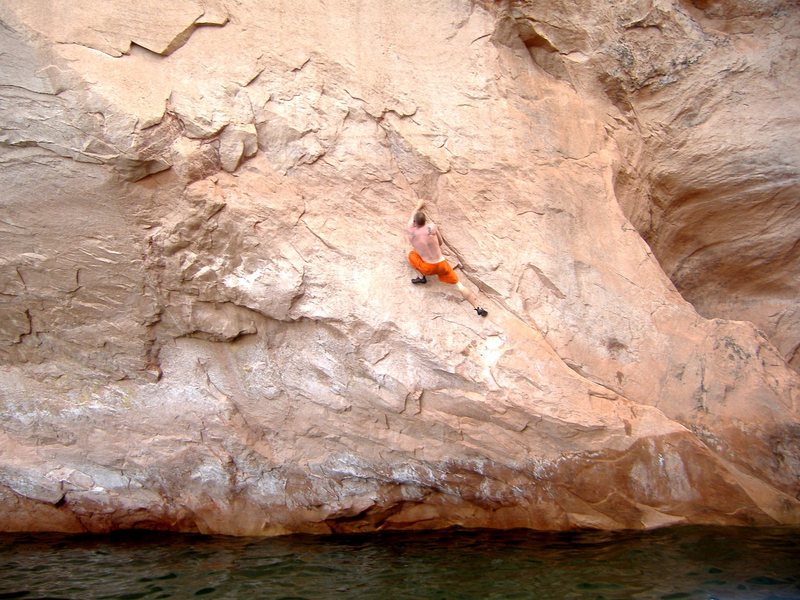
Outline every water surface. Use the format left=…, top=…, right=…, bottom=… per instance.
left=1, top=526, right=798, bottom=599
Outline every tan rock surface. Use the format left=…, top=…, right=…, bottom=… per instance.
left=0, top=0, right=798, bottom=535
left=520, top=0, right=800, bottom=369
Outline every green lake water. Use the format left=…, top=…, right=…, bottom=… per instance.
left=0, top=526, right=798, bottom=599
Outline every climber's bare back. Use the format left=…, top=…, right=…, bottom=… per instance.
left=406, top=222, right=445, bottom=263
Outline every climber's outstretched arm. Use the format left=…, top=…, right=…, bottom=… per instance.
left=408, top=198, right=425, bottom=227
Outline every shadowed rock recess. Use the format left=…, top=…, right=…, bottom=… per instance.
left=1, top=0, right=798, bottom=535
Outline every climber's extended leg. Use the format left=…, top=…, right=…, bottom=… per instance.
left=456, top=282, right=488, bottom=317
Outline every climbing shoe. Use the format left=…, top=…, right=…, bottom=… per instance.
left=475, top=307, right=488, bottom=317
left=412, top=276, right=427, bottom=284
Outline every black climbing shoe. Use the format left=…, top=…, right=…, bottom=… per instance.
left=475, top=307, right=488, bottom=317
left=412, top=276, right=427, bottom=284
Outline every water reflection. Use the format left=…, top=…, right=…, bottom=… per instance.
left=0, top=526, right=798, bottom=599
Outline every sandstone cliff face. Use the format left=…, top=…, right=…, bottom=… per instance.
left=0, top=0, right=798, bottom=535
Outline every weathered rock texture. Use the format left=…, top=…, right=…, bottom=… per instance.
left=1, top=0, right=798, bottom=535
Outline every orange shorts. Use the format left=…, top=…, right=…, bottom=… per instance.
left=408, top=250, right=459, bottom=284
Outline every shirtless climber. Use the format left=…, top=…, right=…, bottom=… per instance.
left=405, top=199, right=489, bottom=317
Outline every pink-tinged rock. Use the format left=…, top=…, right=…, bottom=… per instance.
left=0, top=0, right=798, bottom=535
left=219, top=124, right=258, bottom=173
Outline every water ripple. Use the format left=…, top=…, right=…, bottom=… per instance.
left=0, top=526, right=798, bottom=599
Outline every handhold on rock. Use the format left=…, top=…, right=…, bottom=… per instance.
left=219, top=123, right=258, bottom=172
